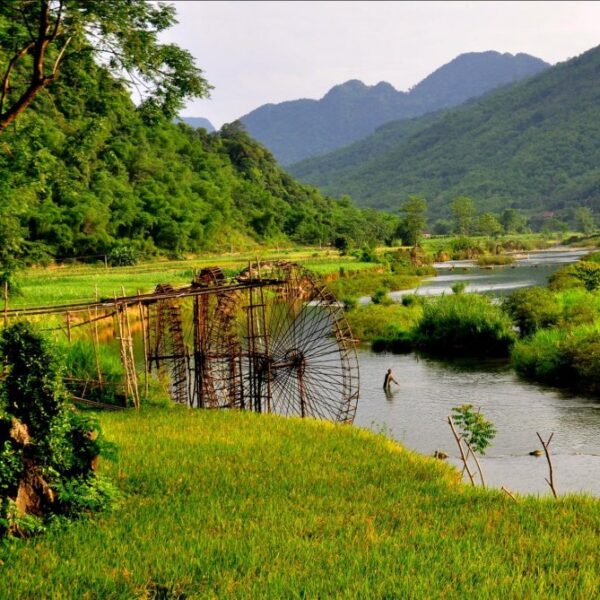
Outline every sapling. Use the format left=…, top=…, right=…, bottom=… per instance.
left=448, top=404, right=497, bottom=488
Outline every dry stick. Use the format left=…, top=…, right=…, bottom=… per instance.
left=66, top=311, right=72, bottom=342
left=447, top=416, right=476, bottom=485
left=536, top=432, right=558, bottom=498
left=501, top=486, right=518, bottom=502
left=137, top=291, right=149, bottom=399
left=464, top=440, right=487, bottom=489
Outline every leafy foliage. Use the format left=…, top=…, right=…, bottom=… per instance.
left=503, top=287, right=561, bottom=336
left=0, top=323, right=114, bottom=536
left=451, top=404, right=497, bottom=455
left=413, top=294, right=516, bottom=356
left=0, top=34, right=395, bottom=260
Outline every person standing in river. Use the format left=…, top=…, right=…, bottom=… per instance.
left=383, top=368, right=399, bottom=391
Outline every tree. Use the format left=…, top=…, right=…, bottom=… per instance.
left=399, top=195, right=427, bottom=246
left=477, top=212, right=502, bottom=238
left=451, top=196, right=476, bottom=236
left=574, top=207, right=595, bottom=235
left=0, top=0, right=211, bottom=132
left=500, top=208, right=527, bottom=234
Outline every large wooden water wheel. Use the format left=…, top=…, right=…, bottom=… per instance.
left=146, top=262, right=360, bottom=423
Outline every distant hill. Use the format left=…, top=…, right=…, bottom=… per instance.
left=289, top=45, right=600, bottom=217
left=240, top=51, right=549, bottom=165
left=180, top=116, right=215, bottom=132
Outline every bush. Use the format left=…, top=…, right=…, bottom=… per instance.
left=503, top=287, right=561, bottom=337
left=512, top=324, right=600, bottom=392
left=413, top=294, right=516, bottom=356
left=371, top=288, right=390, bottom=305
left=477, top=255, right=515, bottom=266
left=108, top=245, right=138, bottom=267
left=0, top=323, right=115, bottom=537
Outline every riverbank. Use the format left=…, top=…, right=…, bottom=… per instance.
left=1, top=408, right=599, bottom=598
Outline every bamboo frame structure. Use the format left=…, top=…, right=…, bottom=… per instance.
left=2, top=262, right=360, bottom=422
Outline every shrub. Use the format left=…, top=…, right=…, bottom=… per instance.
left=451, top=282, right=467, bottom=295
left=413, top=294, right=516, bottom=356
left=371, top=288, right=390, bottom=305
left=503, top=287, right=561, bottom=337
left=512, top=324, right=600, bottom=392
left=108, top=245, right=137, bottom=267
left=476, top=255, right=515, bottom=266
left=0, top=323, right=115, bottom=537
left=571, top=262, right=600, bottom=291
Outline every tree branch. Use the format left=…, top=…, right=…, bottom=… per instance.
left=536, top=432, right=557, bottom=499
left=447, top=416, right=475, bottom=486
left=0, top=42, right=35, bottom=114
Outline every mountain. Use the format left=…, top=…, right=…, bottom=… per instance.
left=180, top=116, right=215, bottom=132
left=240, top=51, right=549, bottom=165
left=290, top=45, right=600, bottom=217
left=0, top=47, right=396, bottom=262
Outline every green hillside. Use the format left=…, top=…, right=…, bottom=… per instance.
left=290, top=45, right=600, bottom=218
left=0, top=50, right=393, bottom=264
left=1, top=408, right=599, bottom=598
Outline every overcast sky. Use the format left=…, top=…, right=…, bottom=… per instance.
left=161, top=1, right=600, bottom=127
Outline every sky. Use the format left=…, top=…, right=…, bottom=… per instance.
left=161, top=1, right=600, bottom=127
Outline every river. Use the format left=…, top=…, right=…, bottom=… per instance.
left=354, top=247, right=600, bottom=496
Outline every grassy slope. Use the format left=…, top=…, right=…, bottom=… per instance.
left=1, top=408, right=599, bottom=598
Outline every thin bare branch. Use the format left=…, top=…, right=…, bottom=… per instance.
left=536, top=432, right=558, bottom=499
left=501, top=486, right=518, bottom=502
left=447, top=416, right=475, bottom=486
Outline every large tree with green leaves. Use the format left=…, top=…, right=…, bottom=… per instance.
left=399, top=195, right=427, bottom=246
left=0, top=0, right=210, bottom=132
left=451, top=196, right=476, bottom=236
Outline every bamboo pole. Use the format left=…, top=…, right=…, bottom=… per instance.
left=66, top=312, right=72, bottom=342
left=138, top=291, right=149, bottom=399
left=88, top=307, right=102, bottom=384
left=122, top=286, right=140, bottom=409
left=447, top=416, right=475, bottom=486
left=114, top=292, right=132, bottom=406
left=3, top=280, right=8, bottom=328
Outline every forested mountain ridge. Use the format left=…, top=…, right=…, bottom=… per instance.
left=240, top=51, right=549, bottom=165
left=290, top=45, right=600, bottom=217
left=0, top=51, right=394, bottom=263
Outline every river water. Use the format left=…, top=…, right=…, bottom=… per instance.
left=354, top=247, right=600, bottom=496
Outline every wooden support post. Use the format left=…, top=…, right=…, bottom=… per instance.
left=122, top=287, right=140, bottom=409
left=114, top=293, right=132, bottom=407
left=138, top=291, right=149, bottom=399
left=3, top=280, right=8, bottom=328
left=66, top=312, right=72, bottom=342
left=88, top=308, right=102, bottom=384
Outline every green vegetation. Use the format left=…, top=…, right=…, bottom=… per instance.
left=0, top=14, right=396, bottom=271
left=0, top=323, right=113, bottom=537
left=503, top=287, right=561, bottom=336
left=476, top=254, right=515, bottom=266
left=2, top=407, right=599, bottom=597
left=413, top=294, right=516, bottom=356
left=291, top=45, right=600, bottom=223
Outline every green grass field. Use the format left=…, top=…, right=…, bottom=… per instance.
left=1, top=408, right=599, bottom=598
left=11, top=249, right=380, bottom=309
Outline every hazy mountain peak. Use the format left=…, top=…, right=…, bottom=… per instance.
left=240, top=50, right=550, bottom=165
